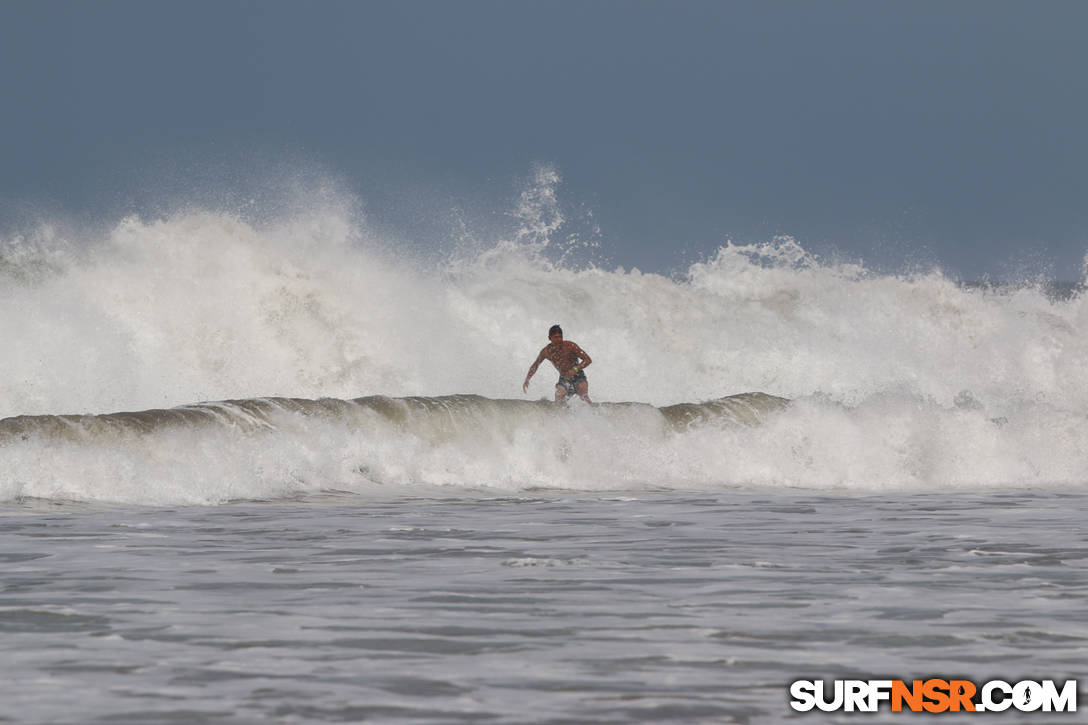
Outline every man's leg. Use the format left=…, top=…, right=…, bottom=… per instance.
left=576, top=380, right=591, bottom=403
left=555, top=384, right=567, bottom=403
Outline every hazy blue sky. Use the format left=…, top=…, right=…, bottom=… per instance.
left=2, top=0, right=1086, bottom=278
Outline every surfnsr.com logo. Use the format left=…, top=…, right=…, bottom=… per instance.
left=789, top=679, right=1078, bottom=713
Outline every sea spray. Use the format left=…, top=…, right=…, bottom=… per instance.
left=4, top=203, right=1087, bottom=414
left=4, top=186, right=1088, bottom=500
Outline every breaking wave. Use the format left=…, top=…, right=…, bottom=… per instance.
left=0, top=392, right=789, bottom=504
left=3, top=172, right=1088, bottom=503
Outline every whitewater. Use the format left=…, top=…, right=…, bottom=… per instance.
left=2, top=183, right=1086, bottom=722
left=4, top=193, right=1088, bottom=502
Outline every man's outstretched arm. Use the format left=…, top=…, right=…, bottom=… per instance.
left=523, top=350, right=546, bottom=392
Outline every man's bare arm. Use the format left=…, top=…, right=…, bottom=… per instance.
left=574, top=346, right=591, bottom=369
left=523, top=349, right=547, bottom=392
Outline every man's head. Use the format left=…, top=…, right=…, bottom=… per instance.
left=548, top=324, right=563, bottom=342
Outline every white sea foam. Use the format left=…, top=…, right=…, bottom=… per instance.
left=3, top=179, right=1088, bottom=503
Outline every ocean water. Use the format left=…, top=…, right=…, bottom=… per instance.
left=2, top=490, right=1086, bottom=724
left=2, top=185, right=1088, bottom=722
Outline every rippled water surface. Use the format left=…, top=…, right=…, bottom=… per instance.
left=2, top=489, right=1086, bottom=723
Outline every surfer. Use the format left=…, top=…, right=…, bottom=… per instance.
left=522, top=324, right=593, bottom=403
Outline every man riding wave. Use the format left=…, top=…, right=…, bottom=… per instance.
left=522, top=324, right=593, bottom=403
